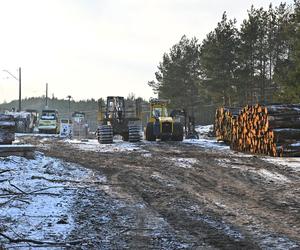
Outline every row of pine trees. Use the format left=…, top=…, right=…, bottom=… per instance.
left=148, top=1, right=300, bottom=114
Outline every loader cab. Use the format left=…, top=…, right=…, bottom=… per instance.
left=152, top=106, right=168, bottom=118
left=106, top=96, right=125, bottom=121
left=149, top=99, right=169, bottom=122
left=72, top=112, right=85, bottom=123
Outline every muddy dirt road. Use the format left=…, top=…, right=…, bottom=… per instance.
left=6, top=135, right=300, bottom=249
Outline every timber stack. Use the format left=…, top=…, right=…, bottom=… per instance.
left=0, top=114, right=16, bottom=145
left=214, top=104, right=300, bottom=157
left=214, top=107, right=240, bottom=144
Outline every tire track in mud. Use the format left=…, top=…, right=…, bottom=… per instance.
left=41, top=141, right=257, bottom=248
left=147, top=142, right=300, bottom=249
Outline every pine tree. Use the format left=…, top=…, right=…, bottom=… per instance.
left=200, top=12, right=239, bottom=106
left=274, top=1, right=300, bottom=102
left=148, top=35, right=202, bottom=114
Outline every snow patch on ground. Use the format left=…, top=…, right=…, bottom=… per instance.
left=169, top=157, right=198, bottom=169
left=16, top=133, right=60, bottom=138
left=0, top=152, right=106, bottom=247
left=150, top=172, right=176, bottom=187
left=253, top=169, right=290, bottom=183
left=216, top=159, right=290, bottom=184
left=0, top=144, right=34, bottom=149
left=183, top=138, right=229, bottom=151
left=183, top=125, right=228, bottom=151
left=64, top=139, right=145, bottom=153
left=142, top=153, right=152, bottom=158
left=216, top=159, right=252, bottom=171
left=262, top=157, right=300, bottom=172
left=195, top=125, right=213, bottom=138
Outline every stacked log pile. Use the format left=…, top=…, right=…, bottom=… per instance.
left=0, top=114, right=15, bottom=144
left=214, top=107, right=240, bottom=144
left=214, top=104, right=300, bottom=157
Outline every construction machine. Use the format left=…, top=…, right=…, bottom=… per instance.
left=145, top=98, right=183, bottom=141
left=96, top=96, right=142, bottom=144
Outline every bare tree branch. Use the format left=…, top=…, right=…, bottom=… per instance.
left=0, top=170, right=11, bottom=175
left=8, top=181, right=28, bottom=195
left=0, top=232, right=90, bottom=246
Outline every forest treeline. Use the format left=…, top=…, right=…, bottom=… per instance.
left=148, top=1, right=300, bottom=115
left=0, top=96, right=99, bottom=116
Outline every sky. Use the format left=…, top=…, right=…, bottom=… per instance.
left=0, top=0, right=295, bottom=103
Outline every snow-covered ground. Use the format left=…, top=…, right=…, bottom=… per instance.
left=0, top=152, right=105, bottom=248
left=169, top=157, right=199, bottom=169
left=195, top=124, right=213, bottom=137
left=16, top=133, right=60, bottom=138
left=64, top=139, right=145, bottom=153
left=262, top=157, right=300, bottom=172
left=0, top=144, right=34, bottom=149
left=183, top=138, right=229, bottom=151
left=183, top=124, right=229, bottom=151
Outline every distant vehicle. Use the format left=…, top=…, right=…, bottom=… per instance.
left=38, top=109, right=60, bottom=134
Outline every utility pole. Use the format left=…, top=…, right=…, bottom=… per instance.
left=18, top=67, right=21, bottom=112
left=67, top=95, right=72, bottom=117
left=45, top=83, right=48, bottom=108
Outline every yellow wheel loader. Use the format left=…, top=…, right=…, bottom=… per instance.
left=145, top=98, right=183, bottom=141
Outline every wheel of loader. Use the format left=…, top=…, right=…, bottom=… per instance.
left=128, top=124, right=141, bottom=142
left=172, top=122, right=184, bottom=141
left=145, top=123, right=156, bottom=141
left=98, top=125, right=113, bottom=144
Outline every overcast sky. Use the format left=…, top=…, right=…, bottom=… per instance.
left=0, top=0, right=294, bottom=103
